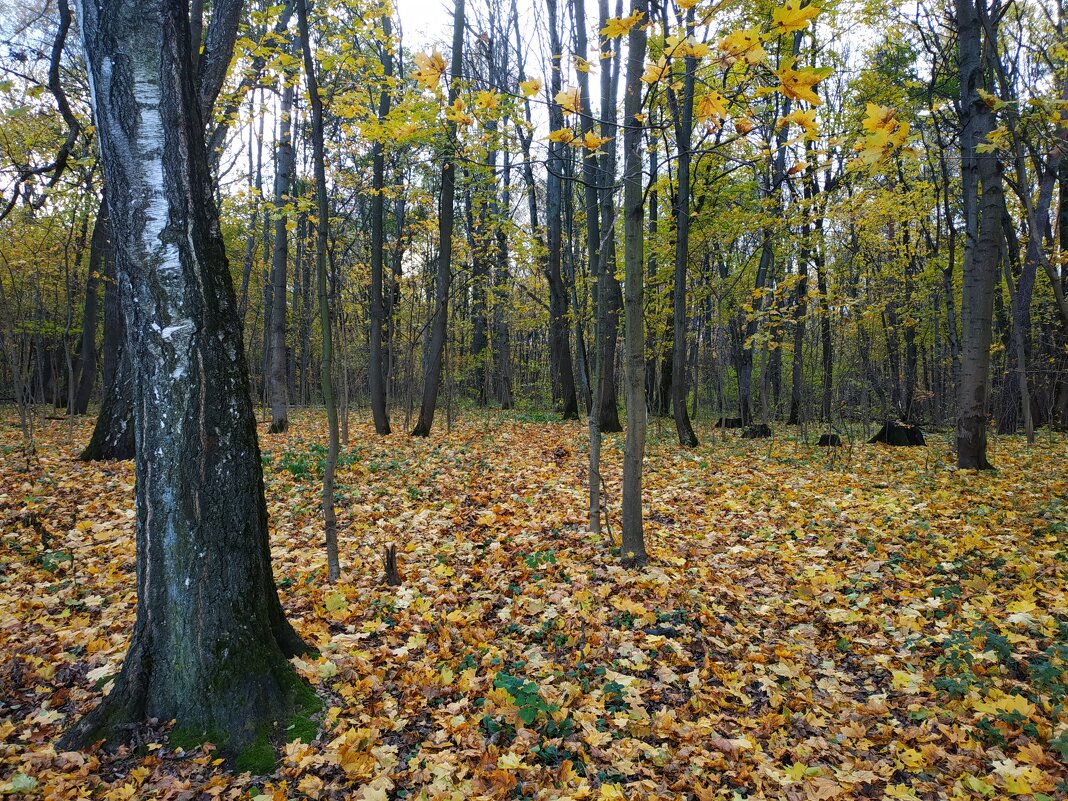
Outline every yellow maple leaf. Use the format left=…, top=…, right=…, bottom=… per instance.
left=779, top=108, right=819, bottom=136
left=775, top=60, right=826, bottom=105
left=444, top=97, right=473, bottom=126
left=600, top=10, right=643, bottom=38
left=574, top=55, right=595, bottom=73
left=883, top=785, right=920, bottom=801
left=719, top=28, right=767, bottom=65
left=734, top=117, right=756, bottom=134
left=497, top=752, right=528, bottom=769
left=412, top=49, right=446, bottom=91
left=475, top=89, right=500, bottom=110
left=581, top=130, right=612, bottom=151
left=519, top=78, right=543, bottom=98
left=696, top=91, right=727, bottom=122
left=642, top=56, right=670, bottom=84
left=555, top=86, right=581, bottom=114
left=771, top=0, right=820, bottom=34
left=861, top=103, right=899, bottom=133
left=548, top=128, right=576, bottom=144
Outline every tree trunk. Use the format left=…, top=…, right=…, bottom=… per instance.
left=575, top=0, right=603, bottom=532
left=268, top=77, right=294, bottom=434
left=65, top=0, right=308, bottom=756
left=494, top=135, right=514, bottom=409
left=412, top=0, right=464, bottom=436
left=298, top=0, right=340, bottom=580
left=620, top=0, right=647, bottom=565
left=788, top=223, right=807, bottom=426
left=596, top=0, right=623, bottom=432
left=955, top=0, right=1004, bottom=469
left=545, top=0, right=579, bottom=420
left=73, top=199, right=109, bottom=415
left=368, top=12, right=393, bottom=434
left=669, top=11, right=698, bottom=447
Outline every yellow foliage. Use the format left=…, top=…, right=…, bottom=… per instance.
left=412, top=49, right=445, bottom=91
left=600, top=10, right=644, bottom=38
left=555, top=86, right=581, bottom=114
left=718, top=28, right=767, bottom=65
left=771, top=0, right=821, bottom=34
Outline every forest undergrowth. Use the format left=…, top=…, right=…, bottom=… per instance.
left=1, top=409, right=1066, bottom=800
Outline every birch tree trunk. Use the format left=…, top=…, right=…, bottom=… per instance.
left=64, top=0, right=308, bottom=755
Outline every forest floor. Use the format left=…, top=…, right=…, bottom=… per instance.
left=1, top=408, right=1067, bottom=801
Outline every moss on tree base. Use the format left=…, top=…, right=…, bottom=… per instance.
left=166, top=668, right=323, bottom=774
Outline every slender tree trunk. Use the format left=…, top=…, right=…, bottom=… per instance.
left=597, top=0, right=623, bottom=432
left=621, top=0, right=647, bottom=565
left=298, top=0, right=340, bottom=580
left=268, top=78, right=294, bottom=434
left=412, top=0, right=464, bottom=436
left=237, top=93, right=264, bottom=323
left=575, top=0, right=603, bottom=533
left=368, top=14, right=393, bottom=434
left=494, top=131, right=514, bottom=409
left=65, top=0, right=308, bottom=754
left=669, top=10, right=698, bottom=447
left=815, top=236, right=832, bottom=423
left=788, top=223, right=807, bottom=426
left=545, top=0, right=578, bottom=420
left=73, top=199, right=108, bottom=415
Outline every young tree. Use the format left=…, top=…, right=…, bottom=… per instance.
left=368, top=9, right=394, bottom=435
left=297, top=0, right=341, bottom=580
left=666, top=6, right=698, bottom=448
left=63, top=0, right=309, bottom=755
left=621, top=0, right=648, bottom=565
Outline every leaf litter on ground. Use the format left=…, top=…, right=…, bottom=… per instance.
left=0, top=410, right=1066, bottom=800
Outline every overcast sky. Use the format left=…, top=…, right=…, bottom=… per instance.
left=396, top=0, right=454, bottom=49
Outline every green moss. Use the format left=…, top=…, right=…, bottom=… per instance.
left=283, top=669, right=323, bottom=744
left=169, top=726, right=224, bottom=752
left=166, top=666, right=322, bottom=773
left=235, top=728, right=275, bottom=774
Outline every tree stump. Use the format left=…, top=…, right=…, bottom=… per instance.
left=868, top=421, right=925, bottom=446
left=742, top=424, right=772, bottom=439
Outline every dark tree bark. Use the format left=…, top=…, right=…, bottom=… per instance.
left=955, top=0, right=1005, bottom=469
left=596, top=0, right=623, bottom=432
left=64, top=0, right=308, bottom=755
left=79, top=340, right=134, bottom=460
left=788, top=223, right=808, bottom=426
left=544, top=0, right=579, bottom=420
left=621, top=0, right=647, bottom=565
left=815, top=241, right=832, bottom=423
left=667, top=8, right=698, bottom=447
left=412, top=0, right=465, bottom=436
left=574, top=0, right=604, bottom=531
left=268, top=77, right=295, bottom=434
left=73, top=199, right=109, bottom=415
left=368, top=12, right=393, bottom=434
